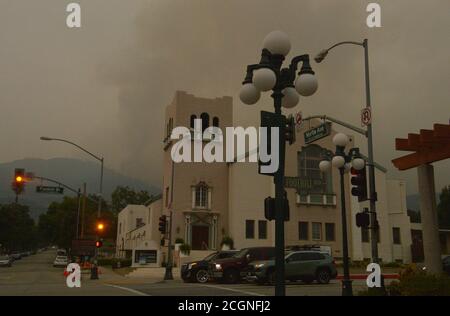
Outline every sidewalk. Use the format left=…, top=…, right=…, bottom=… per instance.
left=98, top=266, right=181, bottom=285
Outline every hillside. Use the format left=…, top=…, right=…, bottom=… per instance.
left=0, top=158, right=160, bottom=220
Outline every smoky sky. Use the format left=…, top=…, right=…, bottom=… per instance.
left=0, top=0, right=449, bottom=195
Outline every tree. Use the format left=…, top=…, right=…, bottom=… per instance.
left=38, top=195, right=117, bottom=249
left=0, top=203, right=38, bottom=252
left=111, top=186, right=151, bottom=213
left=438, top=185, right=450, bottom=229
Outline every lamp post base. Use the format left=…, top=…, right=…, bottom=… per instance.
left=164, top=266, right=174, bottom=280
left=341, top=279, right=353, bottom=296
left=90, top=265, right=99, bottom=280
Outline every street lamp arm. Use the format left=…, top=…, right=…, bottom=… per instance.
left=46, top=138, right=103, bottom=162
left=326, top=41, right=364, bottom=52
left=33, top=175, right=79, bottom=195
left=302, top=115, right=368, bottom=137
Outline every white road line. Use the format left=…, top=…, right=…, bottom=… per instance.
left=104, top=284, right=150, bottom=296
left=199, top=284, right=265, bottom=296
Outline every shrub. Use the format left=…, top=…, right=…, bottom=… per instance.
left=175, top=238, right=185, bottom=244
left=220, top=236, right=234, bottom=249
left=179, top=243, right=191, bottom=255
left=100, top=258, right=132, bottom=269
left=387, top=264, right=450, bottom=296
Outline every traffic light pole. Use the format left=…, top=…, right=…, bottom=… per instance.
left=272, top=88, right=286, bottom=297
left=363, top=40, right=380, bottom=266
left=164, top=160, right=175, bottom=280
left=339, top=168, right=353, bottom=296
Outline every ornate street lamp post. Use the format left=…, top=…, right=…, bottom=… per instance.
left=319, top=132, right=366, bottom=296
left=239, top=31, right=318, bottom=296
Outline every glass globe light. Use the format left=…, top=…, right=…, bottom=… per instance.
left=253, top=68, right=276, bottom=92
left=352, top=158, right=366, bottom=170
left=239, top=83, right=261, bottom=105
left=262, top=31, right=291, bottom=56
left=319, top=160, right=331, bottom=173
left=281, top=87, right=299, bottom=108
left=332, top=155, right=345, bottom=169
left=295, top=73, right=318, bottom=96
left=332, top=133, right=349, bottom=147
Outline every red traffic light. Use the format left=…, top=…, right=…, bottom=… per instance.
left=95, top=240, right=103, bottom=248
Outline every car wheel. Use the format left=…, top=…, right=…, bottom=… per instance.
left=316, top=269, right=331, bottom=284
left=223, top=269, right=239, bottom=284
left=195, top=269, right=209, bottom=283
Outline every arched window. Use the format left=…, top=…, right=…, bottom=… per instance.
left=194, top=182, right=209, bottom=208
left=212, top=117, right=219, bottom=127
left=298, top=145, right=332, bottom=194
left=200, top=112, right=210, bottom=131
left=190, top=115, right=197, bottom=129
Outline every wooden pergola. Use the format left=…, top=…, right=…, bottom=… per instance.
left=392, top=123, right=450, bottom=273
left=392, top=124, right=450, bottom=170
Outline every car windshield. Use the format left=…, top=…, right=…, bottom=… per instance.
left=233, top=249, right=249, bottom=258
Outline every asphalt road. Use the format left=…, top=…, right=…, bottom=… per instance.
left=119, top=279, right=376, bottom=296
left=0, top=250, right=382, bottom=296
left=0, top=250, right=136, bottom=296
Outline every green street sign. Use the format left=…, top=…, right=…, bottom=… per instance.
left=284, top=177, right=323, bottom=195
left=36, top=186, right=64, bottom=194
left=304, top=123, right=331, bottom=144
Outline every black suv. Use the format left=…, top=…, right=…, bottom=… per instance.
left=181, top=250, right=238, bottom=283
left=209, top=247, right=276, bottom=284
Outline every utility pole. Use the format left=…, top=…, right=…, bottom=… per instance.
left=81, top=183, right=86, bottom=239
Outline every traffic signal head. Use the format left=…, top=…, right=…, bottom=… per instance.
left=285, top=115, right=296, bottom=145
left=356, top=211, right=370, bottom=228
left=351, top=167, right=368, bottom=202
left=96, top=222, right=105, bottom=231
left=95, top=240, right=103, bottom=248
left=158, top=215, right=167, bottom=234
left=12, top=168, right=26, bottom=195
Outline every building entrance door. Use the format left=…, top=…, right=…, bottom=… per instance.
left=192, top=225, right=209, bottom=250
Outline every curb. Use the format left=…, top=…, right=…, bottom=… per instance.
left=336, top=274, right=399, bottom=280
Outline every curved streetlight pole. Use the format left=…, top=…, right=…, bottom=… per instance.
left=40, top=136, right=104, bottom=279
left=315, top=39, right=380, bottom=266
left=40, top=137, right=104, bottom=218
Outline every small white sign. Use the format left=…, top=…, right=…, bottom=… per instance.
left=361, top=107, right=372, bottom=127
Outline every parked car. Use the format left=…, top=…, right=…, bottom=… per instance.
left=0, top=255, right=13, bottom=267
left=443, top=256, right=450, bottom=275
left=246, top=250, right=337, bottom=285
left=181, top=250, right=238, bottom=283
left=209, top=247, right=275, bottom=284
left=10, top=252, right=22, bottom=260
left=53, top=255, right=68, bottom=267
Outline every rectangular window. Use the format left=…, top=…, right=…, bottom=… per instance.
left=246, top=220, right=255, bottom=239
left=325, top=223, right=335, bottom=241
left=136, top=218, right=144, bottom=228
left=393, top=227, right=401, bottom=244
left=258, top=220, right=267, bottom=239
left=312, top=222, right=322, bottom=241
left=298, top=222, right=308, bottom=240
left=195, top=185, right=208, bottom=208
left=361, top=228, right=369, bottom=243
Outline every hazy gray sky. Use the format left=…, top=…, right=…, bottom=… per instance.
left=0, top=0, right=449, bottom=195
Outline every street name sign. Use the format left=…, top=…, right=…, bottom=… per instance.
left=36, top=186, right=64, bottom=194
left=304, top=123, right=331, bottom=144
left=284, top=177, right=323, bottom=195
